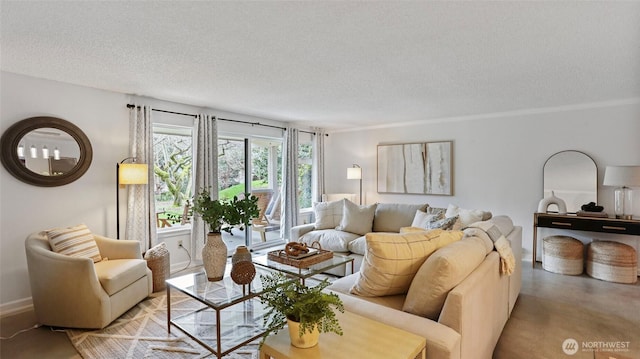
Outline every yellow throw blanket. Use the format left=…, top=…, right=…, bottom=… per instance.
left=465, top=221, right=516, bottom=275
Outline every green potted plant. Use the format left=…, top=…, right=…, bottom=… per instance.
left=191, top=188, right=259, bottom=281
left=259, top=272, right=344, bottom=348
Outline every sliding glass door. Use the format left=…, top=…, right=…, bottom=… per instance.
left=218, top=136, right=282, bottom=249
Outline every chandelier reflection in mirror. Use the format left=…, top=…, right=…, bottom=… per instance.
left=15, top=128, right=79, bottom=176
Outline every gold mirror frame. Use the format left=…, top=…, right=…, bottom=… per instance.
left=1, top=117, right=93, bottom=186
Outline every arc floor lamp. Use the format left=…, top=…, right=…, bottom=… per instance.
left=116, top=158, right=148, bottom=239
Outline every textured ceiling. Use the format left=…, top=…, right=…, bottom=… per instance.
left=1, top=1, right=639, bottom=130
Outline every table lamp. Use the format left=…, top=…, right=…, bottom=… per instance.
left=603, top=166, right=640, bottom=220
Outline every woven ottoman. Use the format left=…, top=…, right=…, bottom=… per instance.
left=586, top=241, right=637, bottom=284
left=542, top=236, right=584, bottom=275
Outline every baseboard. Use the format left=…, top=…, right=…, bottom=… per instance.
left=170, top=260, right=198, bottom=275
left=0, top=297, right=33, bottom=318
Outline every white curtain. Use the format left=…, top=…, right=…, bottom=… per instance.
left=312, top=128, right=326, bottom=202
left=126, top=105, right=157, bottom=251
left=281, top=126, right=299, bottom=239
left=191, top=114, right=218, bottom=261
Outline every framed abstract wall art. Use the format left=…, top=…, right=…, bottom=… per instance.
left=377, top=141, right=452, bottom=195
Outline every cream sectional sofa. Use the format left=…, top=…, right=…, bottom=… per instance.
left=327, top=216, right=522, bottom=359
left=292, top=199, right=522, bottom=359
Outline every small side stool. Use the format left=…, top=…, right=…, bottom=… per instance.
left=586, top=241, right=637, bottom=284
left=144, top=242, right=171, bottom=292
left=542, top=235, right=584, bottom=275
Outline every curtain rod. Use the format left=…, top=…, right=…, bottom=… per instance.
left=126, top=104, right=323, bottom=135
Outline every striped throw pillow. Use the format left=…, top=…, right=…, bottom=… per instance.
left=46, top=224, right=102, bottom=263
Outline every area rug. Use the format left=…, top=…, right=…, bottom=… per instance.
left=67, top=293, right=258, bottom=359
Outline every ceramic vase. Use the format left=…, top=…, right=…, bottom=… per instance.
left=287, top=319, right=319, bottom=348
left=537, top=190, right=568, bottom=214
left=202, top=232, right=227, bottom=281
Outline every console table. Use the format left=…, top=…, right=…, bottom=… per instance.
left=532, top=213, right=640, bottom=267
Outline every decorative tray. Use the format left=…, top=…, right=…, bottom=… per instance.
left=267, top=248, right=333, bottom=269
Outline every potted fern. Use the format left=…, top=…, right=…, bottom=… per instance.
left=259, top=272, right=344, bottom=348
left=191, top=188, right=259, bottom=281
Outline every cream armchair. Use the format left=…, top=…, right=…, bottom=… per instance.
left=25, top=232, right=153, bottom=329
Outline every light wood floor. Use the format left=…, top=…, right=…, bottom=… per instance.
left=1, top=263, right=638, bottom=359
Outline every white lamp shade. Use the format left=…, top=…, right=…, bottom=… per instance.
left=119, top=163, right=148, bottom=184
left=603, top=166, right=640, bottom=187
left=347, top=167, right=362, bottom=180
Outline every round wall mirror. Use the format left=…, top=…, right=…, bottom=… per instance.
left=543, top=150, right=597, bottom=213
left=1, top=117, right=93, bottom=186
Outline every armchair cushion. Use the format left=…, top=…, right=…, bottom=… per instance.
left=46, top=224, right=102, bottom=263
left=94, top=259, right=149, bottom=296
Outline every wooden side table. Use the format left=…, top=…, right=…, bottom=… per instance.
left=260, top=310, right=426, bottom=359
left=532, top=212, right=640, bottom=268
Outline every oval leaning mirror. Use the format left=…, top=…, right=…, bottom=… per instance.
left=543, top=150, right=597, bottom=213
left=1, top=117, right=93, bottom=186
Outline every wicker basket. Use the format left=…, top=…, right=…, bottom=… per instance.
left=542, top=236, right=584, bottom=275
left=145, top=244, right=170, bottom=292
left=586, top=241, right=637, bottom=284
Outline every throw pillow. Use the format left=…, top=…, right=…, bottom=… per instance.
left=313, top=199, right=344, bottom=230
left=403, top=236, right=487, bottom=320
left=46, top=224, right=102, bottom=263
left=335, top=200, right=377, bottom=235
left=445, top=204, right=492, bottom=230
left=350, top=229, right=464, bottom=297
left=411, top=210, right=458, bottom=230
left=410, top=209, right=439, bottom=228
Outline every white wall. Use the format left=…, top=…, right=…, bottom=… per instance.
left=0, top=72, right=288, bottom=314
left=323, top=101, right=640, bottom=262
left=1, top=72, right=130, bottom=313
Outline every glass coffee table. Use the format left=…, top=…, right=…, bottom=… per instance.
left=252, top=252, right=354, bottom=285
left=166, top=266, right=293, bottom=359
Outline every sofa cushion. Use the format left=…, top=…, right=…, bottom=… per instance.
left=94, top=259, right=148, bottom=296
left=403, top=236, right=487, bottom=320
left=336, top=200, right=377, bottom=235
left=373, top=203, right=428, bottom=232
left=350, top=229, right=463, bottom=297
left=445, top=204, right=492, bottom=230
left=300, top=229, right=360, bottom=252
left=313, top=199, right=344, bottom=230
left=46, top=224, right=102, bottom=263
left=347, top=235, right=367, bottom=255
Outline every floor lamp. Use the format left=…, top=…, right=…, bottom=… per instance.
left=117, top=158, right=148, bottom=239
left=347, top=164, right=362, bottom=205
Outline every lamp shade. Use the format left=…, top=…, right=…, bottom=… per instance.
left=347, top=166, right=362, bottom=180
left=603, top=166, right=640, bottom=187
left=119, top=163, right=148, bottom=184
